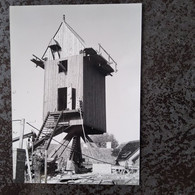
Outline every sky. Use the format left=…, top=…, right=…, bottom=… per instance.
left=10, top=4, right=142, bottom=147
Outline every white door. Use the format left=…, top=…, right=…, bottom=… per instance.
left=67, top=86, right=72, bottom=110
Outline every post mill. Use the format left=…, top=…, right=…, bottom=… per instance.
left=30, top=15, right=117, bottom=181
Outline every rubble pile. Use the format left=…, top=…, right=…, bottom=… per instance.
left=45, top=171, right=139, bottom=185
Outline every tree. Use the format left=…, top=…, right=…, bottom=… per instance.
left=90, top=133, right=119, bottom=149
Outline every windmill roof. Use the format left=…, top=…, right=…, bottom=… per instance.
left=32, top=17, right=117, bottom=74
left=41, top=20, right=85, bottom=60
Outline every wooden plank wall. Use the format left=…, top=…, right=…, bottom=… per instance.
left=43, top=54, right=83, bottom=119
left=83, top=57, right=106, bottom=134
left=43, top=22, right=84, bottom=60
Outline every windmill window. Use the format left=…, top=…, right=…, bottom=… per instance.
left=49, top=44, right=61, bottom=52
left=49, top=39, right=61, bottom=60
left=59, top=60, right=68, bottom=73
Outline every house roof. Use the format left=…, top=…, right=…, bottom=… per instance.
left=116, top=140, right=140, bottom=162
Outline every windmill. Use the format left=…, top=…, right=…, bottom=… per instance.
left=31, top=15, right=117, bottom=180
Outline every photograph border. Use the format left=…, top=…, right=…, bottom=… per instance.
left=0, top=0, right=194, bottom=194
left=10, top=4, right=141, bottom=185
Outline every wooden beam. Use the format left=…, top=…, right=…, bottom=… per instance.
left=31, top=54, right=45, bottom=69
left=25, top=146, right=32, bottom=183
left=19, top=119, right=25, bottom=149
left=44, top=150, right=47, bottom=183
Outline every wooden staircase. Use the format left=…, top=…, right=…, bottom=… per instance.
left=33, top=111, right=69, bottom=150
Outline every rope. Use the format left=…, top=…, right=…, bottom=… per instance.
left=75, top=48, right=87, bottom=143
left=79, top=108, right=87, bottom=143
left=72, top=49, right=95, bottom=159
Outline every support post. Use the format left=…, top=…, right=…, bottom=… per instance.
left=19, top=118, right=25, bottom=149
left=25, top=145, right=32, bottom=183
left=44, top=150, right=47, bottom=183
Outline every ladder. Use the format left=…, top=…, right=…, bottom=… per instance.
left=33, top=111, right=66, bottom=150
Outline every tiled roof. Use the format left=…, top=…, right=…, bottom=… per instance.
left=116, top=140, right=140, bottom=162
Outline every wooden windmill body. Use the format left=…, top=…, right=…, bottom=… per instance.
left=31, top=17, right=116, bottom=172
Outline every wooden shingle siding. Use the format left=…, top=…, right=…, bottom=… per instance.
left=83, top=56, right=106, bottom=134
left=43, top=53, right=107, bottom=134
left=43, top=55, right=83, bottom=119
left=43, top=22, right=84, bottom=60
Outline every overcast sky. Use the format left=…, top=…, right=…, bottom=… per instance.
left=10, top=4, right=142, bottom=146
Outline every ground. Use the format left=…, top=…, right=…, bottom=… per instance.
left=44, top=171, right=139, bottom=185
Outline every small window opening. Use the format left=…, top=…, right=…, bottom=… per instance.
left=49, top=44, right=61, bottom=52
left=49, top=39, right=61, bottom=60
left=59, top=60, right=68, bottom=73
